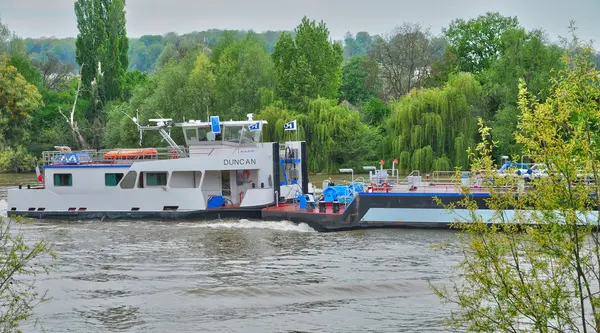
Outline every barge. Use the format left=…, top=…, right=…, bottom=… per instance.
left=7, top=115, right=513, bottom=232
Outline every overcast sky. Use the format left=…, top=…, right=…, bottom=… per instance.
left=1, top=0, right=598, bottom=45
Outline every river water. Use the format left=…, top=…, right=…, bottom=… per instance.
left=1, top=174, right=461, bottom=333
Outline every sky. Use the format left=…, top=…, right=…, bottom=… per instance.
left=1, top=0, right=599, bottom=46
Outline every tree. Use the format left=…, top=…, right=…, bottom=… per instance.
left=433, top=41, right=600, bottom=332
left=480, top=28, right=563, bottom=159
left=74, top=0, right=129, bottom=102
left=444, top=12, right=519, bottom=73
left=386, top=73, right=481, bottom=172
left=7, top=55, right=43, bottom=88
left=34, top=52, right=75, bottom=90
left=215, top=34, right=275, bottom=118
left=272, top=16, right=343, bottom=109
left=0, top=218, right=54, bottom=332
left=0, top=56, right=43, bottom=147
left=370, top=23, right=445, bottom=99
left=343, top=31, right=373, bottom=60
left=339, top=55, right=381, bottom=105
left=360, top=97, right=390, bottom=127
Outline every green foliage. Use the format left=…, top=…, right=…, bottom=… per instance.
left=433, top=41, right=600, bottom=332
left=303, top=98, right=381, bottom=172
left=432, top=155, right=451, bottom=171
left=481, top=28, right=564, bottom=159
left=122, top=70, right=149, bottom=100
left=272, top=17, right=343, bottom=109
left=386, top=73, right=480, bottom=172
left=258, top=99, right=381, bottom=172
left=0, top=56, right=43, bottom=148
left=7, top=55, right=43, bottom=88
left=27, top=78, right=89, bottom=154
left=343, top=31, right=373, bottom=60
left=0, top=146, right=35, bottom=173
left=444, top=12, right=519, bottom=73
left=25, top=37, right=78, bottom=70
left=339, top=55, right=381, bottom=105
left=360, top=97, right=390, bottom=127
left=128, top=35, right=164, bottom=73
left=75, top=0, right=129, bottom=102
left=0, top=218, right=55, bottom=331
left=215, top=34, right=275, bottom=118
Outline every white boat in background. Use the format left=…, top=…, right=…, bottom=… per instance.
left=8, top=114, right=314, bottom=220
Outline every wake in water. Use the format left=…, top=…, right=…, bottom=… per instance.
left=179, top=219, right=315, bottom=233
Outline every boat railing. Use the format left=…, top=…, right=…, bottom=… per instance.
left=431, top=170, right=461, bottom=185
left=42, top=146, right=190, bottom=166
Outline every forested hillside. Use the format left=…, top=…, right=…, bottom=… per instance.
left=23, top=30, right=291, bottom=74
left=1, top=2, right=600, bottom=174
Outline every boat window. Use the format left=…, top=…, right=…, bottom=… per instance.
left=197, top=128, right=209, bottom=141
left=105, top=173, right=124, bottom=186
left=170, top=171, right=202, bottom=188
left=223, top=125, right=244, bottom=144
left=146, top=172, right=168, bottom=186
left=185, top=128, right=198, bottom=142
left=53, top=173, right=72, bottom=186
left=119, top=171, right=137, bottom=189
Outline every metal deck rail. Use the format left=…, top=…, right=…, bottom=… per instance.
left=42, top=146, right=190, bottom=165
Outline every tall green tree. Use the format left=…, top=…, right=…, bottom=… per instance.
left=444, top=12, right=519, bottom=73
left=482, top=28, right=563, bottom=159
left=272, top=17, right=343, bottom=109
left=74, top=0, right=128, bottom=102
left=215, top=33, right=275, bottom=118
left=339, top=55, right=381, bottom=105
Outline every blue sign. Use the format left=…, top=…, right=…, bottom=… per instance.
left=210, top=116, right=221, bottom=133
left=248, top=121, right=262, bottom=132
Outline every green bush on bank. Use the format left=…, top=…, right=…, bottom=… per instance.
left=0, top=146, right=35, bottom=173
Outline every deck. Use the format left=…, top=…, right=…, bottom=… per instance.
left=262, top=202, right=346, bottom=215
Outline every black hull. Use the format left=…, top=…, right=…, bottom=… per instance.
left=7, top=207, right=265, bottom=221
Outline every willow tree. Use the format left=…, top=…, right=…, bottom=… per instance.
left=304, top=98, right=380, bottom=172
left=257, top=105, right=304, bottom=144
left=387, top=72, right=481, bottom=172
left=258, top=98, right=380, bottom=173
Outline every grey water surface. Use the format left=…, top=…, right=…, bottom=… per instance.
left=1, top=174, right=460, bottom=333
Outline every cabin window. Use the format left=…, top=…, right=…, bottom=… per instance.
left=146, top=172, right=168, bottom=186
left=119, top=171, right=137, bottom=189
left=223, top=125, right=243, bottom=144
left=185, top=128, right=199, bottom=142
left=53, top=173, right=72, bottom=186
left=105, top=173, right=124, bottom=186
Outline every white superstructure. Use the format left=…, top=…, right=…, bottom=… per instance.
left=8, top=115, right=312, bottom=217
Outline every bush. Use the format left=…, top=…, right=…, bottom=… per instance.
left=0, top=147, right=35, bottom=173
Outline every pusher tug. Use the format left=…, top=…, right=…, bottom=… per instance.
left=8, top=115, right=314, bottom=221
